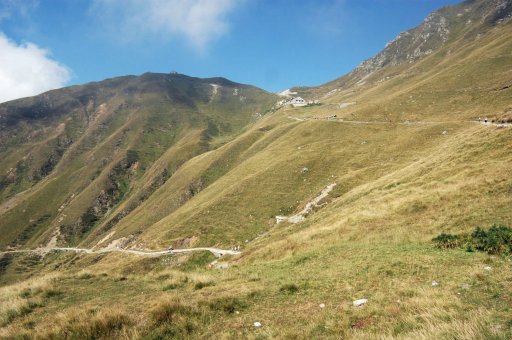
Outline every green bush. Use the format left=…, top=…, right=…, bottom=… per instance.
left=432, top=233, right=461, bottom=249
left=433, top=225, right=512, bottom=255
left=471, top=225, right=512, bottom=255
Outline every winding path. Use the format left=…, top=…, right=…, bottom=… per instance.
left=287, top=115, right=511, bottom=128
left=0, top=246, right=240, bottom=258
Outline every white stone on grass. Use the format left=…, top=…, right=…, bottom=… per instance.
left=353, top=299, right=368, bottom=307
left=254, top=322, right=262, bottom=328
left=319, top=303, right=326, bottom=309
left=432, top=281, right=439, bottom=287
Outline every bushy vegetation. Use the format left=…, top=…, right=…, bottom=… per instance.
left=433, top=225, right=512, bottom=255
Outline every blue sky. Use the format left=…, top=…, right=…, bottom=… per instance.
left=0, top=0, right=462, bottom=102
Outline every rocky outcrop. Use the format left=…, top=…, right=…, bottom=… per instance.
left=354, top=0, right=512, bottom=77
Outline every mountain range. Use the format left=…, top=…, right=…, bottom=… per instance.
left=1, top=0, right=511, bottom=338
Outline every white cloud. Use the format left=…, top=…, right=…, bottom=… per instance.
left=0, top=33, right=71, bottom=103
left=92, top=0, right=240, bottom=50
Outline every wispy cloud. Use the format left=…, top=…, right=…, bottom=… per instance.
left=304, top=0, right=347, bottom=37
left=0, top=33, right=71, bottom=103
left=91, top=0, right=241, bottom=51
left=0, top=0, right=39, bottom=22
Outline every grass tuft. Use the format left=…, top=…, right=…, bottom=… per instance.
left=279, top=283, right=300, bottom=294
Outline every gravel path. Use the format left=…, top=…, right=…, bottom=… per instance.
left=0, top=246, right=240, bottom=258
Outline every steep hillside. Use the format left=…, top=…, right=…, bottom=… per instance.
left=1, top=0, right=512, bottom=338
left=0, top=73, right=277, bottom=248
left=293, top=0, right=512, bottom=102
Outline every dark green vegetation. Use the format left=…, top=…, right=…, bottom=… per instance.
left=1, top=0, right=512, bottom=338
left=434, top=224, right=512, bottom=255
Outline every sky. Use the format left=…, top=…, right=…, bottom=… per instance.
left=0, top=0, right=463, bottom=103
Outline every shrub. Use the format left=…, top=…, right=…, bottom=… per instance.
left=471, top=225, right=512, bottom=255
left=432, top=233, right=461, bottom=249
left=433, top=225, right=512, bottom=255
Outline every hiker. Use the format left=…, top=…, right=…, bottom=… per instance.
left=168, top=246, right=173, bottom=253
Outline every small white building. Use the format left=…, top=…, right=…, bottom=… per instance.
left=289, top=97, right=307, bottom=107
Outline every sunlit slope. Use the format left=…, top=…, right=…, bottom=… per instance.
left=294, top=2, right=512, bottom=123
left=0, top=73, right=277, bottom=248
left=92, top=16, right=512, bottom=249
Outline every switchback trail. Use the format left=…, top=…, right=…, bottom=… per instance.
left=0, top=246, right=240, bottom=258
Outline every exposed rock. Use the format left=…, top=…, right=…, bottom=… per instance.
left=288, top=215, right=306, bottom=224
left=355, top=10, right=450, bottom=76
left=275, top=216, right=287, bottom=224
left=353, top=299, right=368, bottom=307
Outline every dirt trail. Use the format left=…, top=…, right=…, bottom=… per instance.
left=287, top=116, right=443, bottom=126
left=475, top=120, right=511, bottom=128
left=277, top=183, right=337, bottom=224
left=0, top=246, right=240, bottom=258
left=288, top=116, right=512, bottom=128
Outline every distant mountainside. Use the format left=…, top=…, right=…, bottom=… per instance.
left=0, top=73, right=277, bottom=248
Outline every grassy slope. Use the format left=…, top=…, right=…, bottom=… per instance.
left=1, top=8, right=512, bottom=340
left=0, top=74, right=277, bottom=249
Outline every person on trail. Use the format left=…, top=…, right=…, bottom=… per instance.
left=168, top=246, right=173, bottom=253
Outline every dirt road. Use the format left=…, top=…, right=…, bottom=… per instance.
left=0, top=246, right=240, bottom=258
